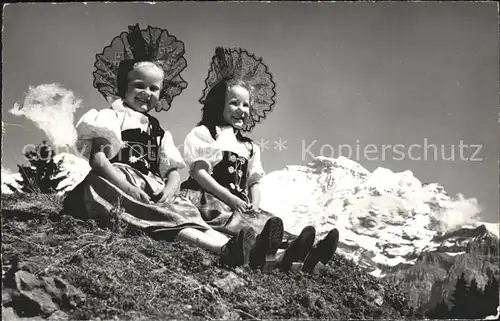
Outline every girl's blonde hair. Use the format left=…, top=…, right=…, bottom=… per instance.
left=116, top=60, right=164, bottom=98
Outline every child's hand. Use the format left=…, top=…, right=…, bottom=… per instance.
left=128, top=186, right=151, bottom=204
left=152, top=187, right=175, bottom=204
left=245, top=203, right=261, bottom=213
left=228, top=196, right=249, bottom=213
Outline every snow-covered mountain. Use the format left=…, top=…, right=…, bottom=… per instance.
left=260, top=156, right=497, bottom=275
left=1, top=152, right=90, bottom=195
left=259, top=156, right=499, bottom=309
left=1, top=167, right=22, bottom=194
left=51, top=152, right=90, bottom=192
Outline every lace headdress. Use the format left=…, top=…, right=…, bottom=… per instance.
left=93, top=23, right=188, bottom=112
left=200, top=47, right=276, bottom=131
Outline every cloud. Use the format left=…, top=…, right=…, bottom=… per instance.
left=433, top=193, right=481, bottom=231
left=9, top=84, right=83, bottom=148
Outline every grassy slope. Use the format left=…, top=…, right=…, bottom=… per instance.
left=1, top=193, right=421, bottom=320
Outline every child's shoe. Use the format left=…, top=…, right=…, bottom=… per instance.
left=279, top=231, right=297, bottom=249
left=249, top=217, right=284, bottom=271
left=220, top=227, right=256, bottom=267
left=302, top=228, right=339, bottom=273
left=279, top=225, right=316, bottom=272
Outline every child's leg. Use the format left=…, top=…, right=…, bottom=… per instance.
left=176, top=227, right=256, bottom=267
left=175, top=228, right=228, bottom=254
left=276, top=249, right=285, bottom=261
left=204, top=228, right=231, bottom=244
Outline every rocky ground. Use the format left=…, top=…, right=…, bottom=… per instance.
left=1, top=192, right=421, bottom=320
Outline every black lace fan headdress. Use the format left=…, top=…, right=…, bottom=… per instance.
left=93, top=23, right=188, bottom=112
left=200, top=47, right=276, bottom=132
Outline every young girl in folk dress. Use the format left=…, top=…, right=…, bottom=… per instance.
left=180, top=47, right=340, bottom=273
left=68, top=24, right=262, bottom=267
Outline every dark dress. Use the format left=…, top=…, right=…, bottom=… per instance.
left=180, top=125, right=292, bottom=240
left=64, top=100, right=210, bottom=237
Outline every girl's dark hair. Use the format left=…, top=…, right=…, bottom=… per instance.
left=198, top=78, right=254, bottom=143
left=116, top=60, right=164, bottom=98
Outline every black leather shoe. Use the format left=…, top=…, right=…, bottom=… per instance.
left=279, top=225, right=316, bottom=272
left=249, top=217, right=284, bottom=270
left=302, top=228, right=339, bottom=273
left=220, top=227, right=256, bottom=267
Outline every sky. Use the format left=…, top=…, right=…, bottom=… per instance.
left=2, top=2, right=499, bottom=223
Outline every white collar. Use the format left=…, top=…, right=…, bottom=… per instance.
left=216, top=125, right=237, bottom=134
left=110, top=99, right=150, bottom=130
left=215, top=125, right=251, bottom=159
left=110, top=99, right=146, bottom=116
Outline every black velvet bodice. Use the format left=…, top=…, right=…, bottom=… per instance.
left=109, top=115, right=165, bottom=176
